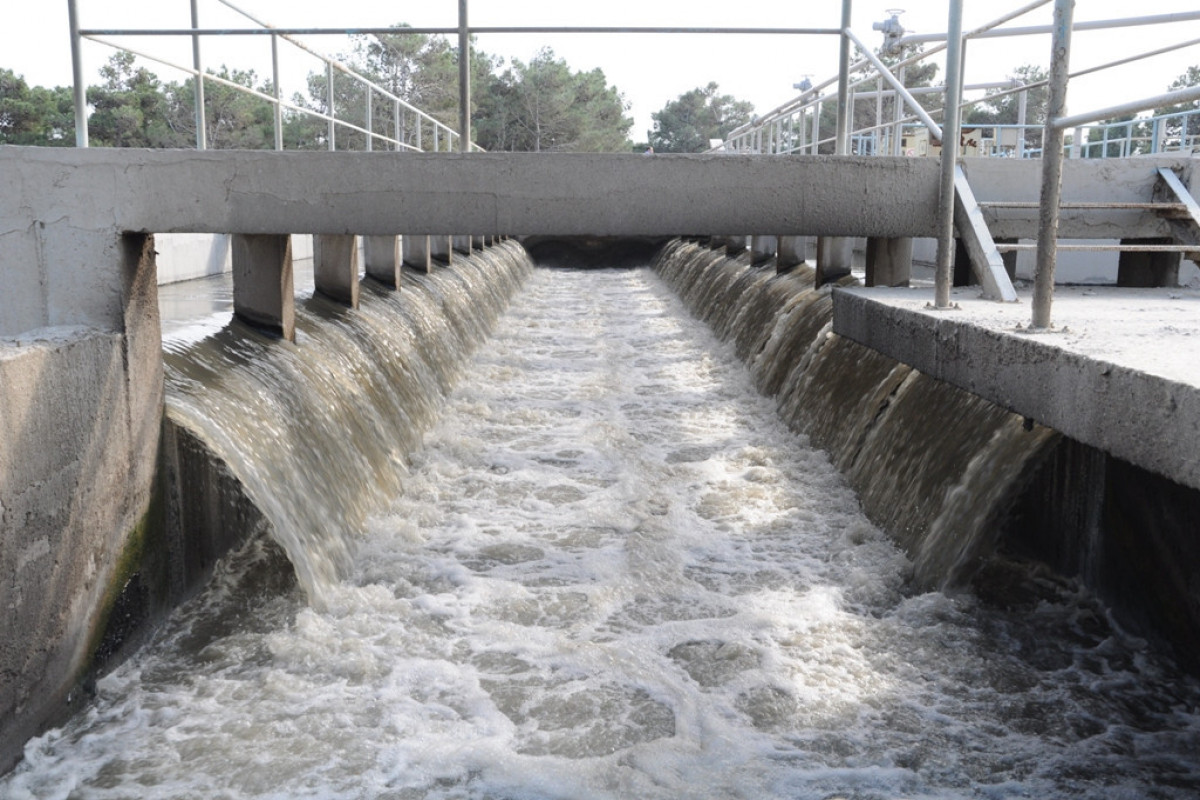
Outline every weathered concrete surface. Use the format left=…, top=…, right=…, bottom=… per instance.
left=832, top=285, right=1200, bottom=491
left=231, top=234, right=295, bottom=341
left=0, top=235, right=163, bottom=773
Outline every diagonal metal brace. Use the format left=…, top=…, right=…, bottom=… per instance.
left=954, top=165, right=1019, bottom=302
left=1154, top=167, right=1200, bottom=263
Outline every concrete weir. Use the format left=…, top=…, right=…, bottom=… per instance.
left=3, top=145, right=1200, bottom=771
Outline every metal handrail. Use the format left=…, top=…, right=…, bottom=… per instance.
left=67, top=0, right=479, bottom=153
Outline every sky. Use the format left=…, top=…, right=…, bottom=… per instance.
left=3, top=1, right=1199, bottom=143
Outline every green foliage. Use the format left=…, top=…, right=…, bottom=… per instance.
left=649, top=82, right=753, bottom=153
left=0, top=69, right=74, bottom=145
left=4, top=29, right=634, bottom=153
left=168, top=67, right=277, bottom=149
left=87, top=51, right=176, bottom=147
left=964, top=65, right=1049, bottom=126
left=1156, top=65, right=1200, bottom=144
left=475, top=48, right=632, bottom=152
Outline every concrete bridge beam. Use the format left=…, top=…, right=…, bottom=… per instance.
left=314, top=234, right=360, bottom=308
left=232, top=234, right=295, bottom=341
left=402, top=234, right=433, bottom=273
left=363, top=235, right=401, bottom=290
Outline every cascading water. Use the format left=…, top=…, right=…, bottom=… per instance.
left=4, top=241, right=1200, bottom=799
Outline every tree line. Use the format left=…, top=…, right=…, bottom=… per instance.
left=2, top=28, right=1195, bottom=155
left=0, top=28, right=756, bottom=153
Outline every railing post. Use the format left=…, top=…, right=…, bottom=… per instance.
left=812, top=100, right=821, bottom=154
left=1032, top=0, right=1075, bottom=330
left=327, top=62, right=336, bottom=151
left=67, top=0, right=88, bottom=147
left=365, top=86, right=373, bottom=152
left=458, top=0, right=471, bottom=152
left=1016, top=83, right=1028, bottom=158
left=835, top=0, right=853, bottom=155
left=271, top=34, right=284, bottom=150
left=394, top=100, right=402, bottom=151
left=933, top=0, right=965, bottom=309
left=190, top=0, right=207, bottom=149
left=892, top=66, right=906, bottom=155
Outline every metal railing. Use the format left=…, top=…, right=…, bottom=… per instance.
left=710, top=1, right=1200, bottom=328
left=67, top=0, right=481, bottom=152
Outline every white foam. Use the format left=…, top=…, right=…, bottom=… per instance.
left=5, top=266, right=1200, bottom=799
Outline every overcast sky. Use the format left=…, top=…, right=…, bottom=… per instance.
left=4, top=1, right=1199, bottom=141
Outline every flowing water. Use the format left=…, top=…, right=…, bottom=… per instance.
left=4, top=256, right=1200, bottom=799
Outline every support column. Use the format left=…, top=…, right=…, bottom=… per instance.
left=725, top=236, right=747, bottom=257
left=314, top=234, right=360, bottom=308
left=363, top=235, right=401, bottom=290
left=995, top=238, right=1019, bottom=281
left=751, top=235, right=778, bottom=265
left=473, top=235, right=487, bottom=249
left=452, top=235, right=473, bottom=255
left=777, top=236, right=806, bottom=272
left=430, top=235, right=453, bottom=264
left=232, top=234, right=294, bottom=341
left=816, top=236, right=853, bottom=287
left=865, top=237, right=913, bottom=287
left=1117, top=240, right=1181, bottom=287
left=709, top=236, right=729, bottom=250
left=403, top=234, right=433, bottom=272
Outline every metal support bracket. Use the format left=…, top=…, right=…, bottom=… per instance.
left=1154, top=167, right=1200, bottom=262
left=954, top=165, right=1019, bottom=301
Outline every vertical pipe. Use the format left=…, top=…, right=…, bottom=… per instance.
left=191, top=0, right=206, bottom=149
left=1016, top=84, right=1027, bottom=157
left=812, top=100, right=821, bottom=154
left=394, top=100, right=401, bottom=151
left=458, top=0, right=471, bottom=152
left=327, top=62, right=336, bottom=151
left=933, top=0, right=964, bottom=309
left=835, top=0, right=852, bottom=155
left=272, top=34, right=283, bottom=150
left=366, top=87, right=373, bottom=151
left=1072, top=126, right=1083, bottom=158
left=67, top=0, right=88, bottom=147
left=1032, top=0, right=1075, bottom=329
left=892, top=66, right=906, bottom=155
left=875, top=76, right=884, bottom=155
left=416, top=115, right=423, bottom=151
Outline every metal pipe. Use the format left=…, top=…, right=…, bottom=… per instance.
left=843, top=29, right=943, bottom=139
left=79, top=24, right=845, bottom=37
left=1017, top=84, right=1028, bottom=158
left=83, top=35, right=419, bottom=151
left=892, top=65, right=906, bottom=155
left=459, top=0, right=471, bottom=151
left=1053, top=84, right=1200, bottom=131
left=327, top=62, right=336, bottom=151
left=1032, top=0, right=1075, bottom=330
left=67, top=0, right=88, bottom=147
left=190, top=0, right=207, bottom=149
left=835, top=0, right=852, bottom=155
left=271, top=34, right=283, bottom=150
left=934, top=0, right=964, bottom=309
left=896, top=10, right=1200, bottom=45
left=366, top=86, right=373, bottom=151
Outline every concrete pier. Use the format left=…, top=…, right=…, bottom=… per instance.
left=232, top=234, right=295, bottom=340
left=865, top=237, right=913, bottom=287
left=364, top=235, right=401, bottom=290
left=314, top=234, right=360, bottom=308
left=402, top=234, right=433, bottom=273
left=751, top=235, right=777, bottom=264
left=430, top=235, right=453, bottom=264
left=816, top=236, right=854, bottom=286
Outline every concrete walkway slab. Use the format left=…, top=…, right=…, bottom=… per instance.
left=832, top=285, right=1200, bottom=491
